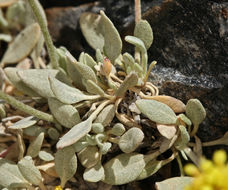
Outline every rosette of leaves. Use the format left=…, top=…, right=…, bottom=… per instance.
left=0, top=0, right=211, bottom=189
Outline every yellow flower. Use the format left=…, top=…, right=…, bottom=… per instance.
left=55, top=186, right=63, bottom=190
left=184, top=150, right=228, bottom=190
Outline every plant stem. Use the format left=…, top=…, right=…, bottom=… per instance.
left=0, top=90, right=55, bottom=122
left=27, top=0, right=58, bottom=69
left=135, top=0, right=141, bottom=24
left=17, top=129, right=25, bottom=160
left=176, top=153, right=184, bottom=176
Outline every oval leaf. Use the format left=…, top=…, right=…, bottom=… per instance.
left=157, top=124, right=177, bottom=139
left=4, top=67, right=39, bottom=96
left=119, top=127, right=144, bottom=153
left=47, top=127, right=60, bottom=140
left=55, top=146, right=77, bottom=187
left=2, top=23, right=40, bottom=64
left=48, top=98, right=81, bottom=128
left=100, top=11, right=122, bottom=63
left=80, top=12, right=104, bottom=50
left=136, top=99, right=177, bottom=124
left=0, top=159, right=28, bottom=188
left=77, top=146, right=100, bottom=168
left=115, top=72, right=138, bottom=97
left=155, top=177, right=193, bottom=190
left=103, top=153, right=146, bottom=185
left=186, top=99, right=206, bottom=126
left=95, top=104, right=115, bottom=127
left=148, top=95, right=186, bottom=113
left=56, top=118, right=92, bottom=149
left=18, top=156, right=42, bottom=185
left=8, top=116, right=37, bottom=129
left=27, top=132, right=44, bottom=158
left=134, top=19, right=153, bottom=49
left=38, top=150, right=54, bottom=161
left=18, top=69, right=70, bottom=98
left=83, top=162, right=104, bottom=182
left=49, top=76, right=99, bottom=104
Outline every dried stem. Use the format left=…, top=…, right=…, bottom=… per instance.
left=0, top=90, right=55, bottom=122
left=17, top=129, right=25, bottom=160
left=135, top=0, right=141, bottom=24
left=27, top=0, right=58, bottom=69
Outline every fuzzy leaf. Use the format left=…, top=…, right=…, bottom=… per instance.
left=103, top=153, right=146, bottom=185
left=96, top=49, right=104, bottom=63
left=37, top=162, right=58, bottom=177
left=38, top=151, right=54, bottom=161
left=115, top=73, right=138, bottom=97
left=77, top=146, right=100, bottom=168
left=100, top=11, right=122, bottom=63
left=18, top=156, right=42, bottom=185
left=27, top=132, right=44, bottom=158
left=80, top=12, right=104, bottom=50
left=56, top=118, right=92, bottom=149
left=157, top=124, right=177, bottom=139
left=4, top=67, right=39, bottom=96
left=174, top=125, right=190, bottom=151
left=137, top=159, right=168, bottom=180
left=47, top=127, right=60, bottom=140
left=49, top=77, right=99, bottom=104
left=23, top=125, right=46, bottom=137
left=177, top=114, right=192, bottom=126
left=8, top=116, right=37, bottom=129
left=2, top=23, right=40, bottom=64
left=65, top=51, right=85, bottom=90
left=119, top=127, right=144, bottom=153
left=0, top=159, right=28, bottom=188
left=149, top=96, right=186, bottom=113
left=155, top=177, right=193, bottom=190
left=136, top=99, right=177, bottom=124
left=84, top=53, right=97, bottom=68
left=125, top=36, right=148, bottom=73
left=55, top=146, right=77, bottom=187
left=111, top=123, right=126, bottom=136
left=85, top=79, right=105, bottom=96
left=48, top=98, right=81, bottom=128
left=18, top=69, right=70, bottom=98
left=134, top=20, right=153, bottom=49
left=95, top=104, right=115, bottom=127
left=83, top=162, right=104, bottom=182
left=186, top=99, right=206, bottom=126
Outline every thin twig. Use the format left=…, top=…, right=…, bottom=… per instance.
left=27, top=0, right=58, bottom=69
left=0, top=90, right=55, bottom=122
left=135, top=0, right=141, bottom=24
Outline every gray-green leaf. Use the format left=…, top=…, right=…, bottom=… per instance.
left=1, top=23, right=40, bottom=64
left=38, top=150, right=54, bottom=161
left=80, top=12, right=104, bottom=50
left=155, top=177, right=193, bottom=190
left=49, top=76, right=99, bottom=104
left=100, top=11, right=122, bottom=63
left=83, top=162, right=104, bottom=182
left=4, top=67, right=39, bottom=96
left=27, top=132, right=44, bottom=158
left=48, top=97, right=81, bottom=128
left=77, top=146, right=100, bottom=168
left=119, top=127, right=144, bottom=153
left=18, top=69, right=70, bottom=98
left=134, top=20, right=153, bottom=49
left=186, top=99, right=206, bottom=126
left=103, top=153, right=146, bottom=185
left=95, top=104, right=115, bottom=127
left=8, top=116, right=37, bottom=129
left=136, top=99, right=177, bottom=124
left=0, top=159, right=28, bottom=188
left=56, top=118, right=92, bottom=149
left=18, top=156, right=42, bottom=185
left=55, top=146, right=77, bottom=187
left=47, top=127, right=60, bottom=140
left=115, top=72, right=138, bottom=97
